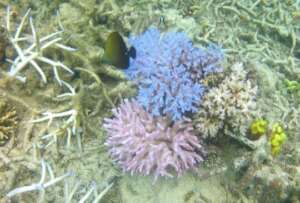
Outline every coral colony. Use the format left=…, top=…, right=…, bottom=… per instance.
left=104, top=99, right=206, bottom=180
left=126, top=28, right=223, bottom=121
left=104, top=28, right=224, bottom=179
left=3, top=7, right=80, bottom=149
left=195, top=63, right=258, bottom=139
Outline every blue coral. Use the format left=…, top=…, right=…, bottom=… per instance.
left=136, top=64, right=204, bottom=120
left=126, top=27, right=223, bottom=121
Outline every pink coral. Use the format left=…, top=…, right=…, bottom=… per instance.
left=104, top=99, right=205, bottom=180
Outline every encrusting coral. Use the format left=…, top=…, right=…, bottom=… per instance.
left=125, top=27, right=223, bottom=121
left=194, top=63, right=258, bottom=139
left=0, top=99, right=18, bottom=145
left=104, top=99, right=206, bottom=180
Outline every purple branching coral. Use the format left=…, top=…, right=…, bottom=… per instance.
left=104, top=99, right=206, bottom=180
left=125, top=27, right=223, bottom=121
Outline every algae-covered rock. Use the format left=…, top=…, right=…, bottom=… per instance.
left=246, top=165, right=293, bottom=202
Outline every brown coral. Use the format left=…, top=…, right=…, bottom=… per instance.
left=0, top=99, right=18, bottom=145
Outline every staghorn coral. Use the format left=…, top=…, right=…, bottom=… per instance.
left=104, top=99, right=206, bottom=180
left=125, top=27, right=223, bottom=121
left=194, top=63, right=258, bottom=139
left=0, top=99, right=18, bottom=145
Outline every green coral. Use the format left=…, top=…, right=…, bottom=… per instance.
left=270, top=123, right=287, bottom=156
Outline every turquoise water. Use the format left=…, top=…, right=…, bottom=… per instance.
left=0, top=0, right=299, bottom=202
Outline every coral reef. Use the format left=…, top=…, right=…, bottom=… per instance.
left=0, top=0, right=299, bottom=202
left=0, top=99, right=18, bottom=145
left=104, top=99, right=206, bottom=180
left=126, top=27, right=223, bottom=121
left=194, top=63, right=258, bottom=139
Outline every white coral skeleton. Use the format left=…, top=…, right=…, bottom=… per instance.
left=32, top=108, right=78, bottom=147
left=6, top=159, right=113, bottom=202
left=5, top=7, right=76, bottom=84
left=64, top=179, right=113, bottom=203
left=6, top=159, right=72, bottom=198
left=31, top=80, right=82, bottom=149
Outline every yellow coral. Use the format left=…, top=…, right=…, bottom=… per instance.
left=250, top=118, right=268, bottom=138
left=270, top=123, right=287, bottom=156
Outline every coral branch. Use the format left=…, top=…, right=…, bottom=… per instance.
left=6, top=159, right=72, bottom=198
left=5, top=7, right=75, bottom=84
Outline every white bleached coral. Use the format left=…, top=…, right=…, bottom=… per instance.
left=5, top=7, right=76, bottom=84
left=195, top=63, right=258, bottom=139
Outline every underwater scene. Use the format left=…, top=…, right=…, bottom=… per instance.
left=0, top=0, right=300, bottom=202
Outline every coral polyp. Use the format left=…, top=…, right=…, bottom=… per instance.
left=104, top=99, right=206, bottom=180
